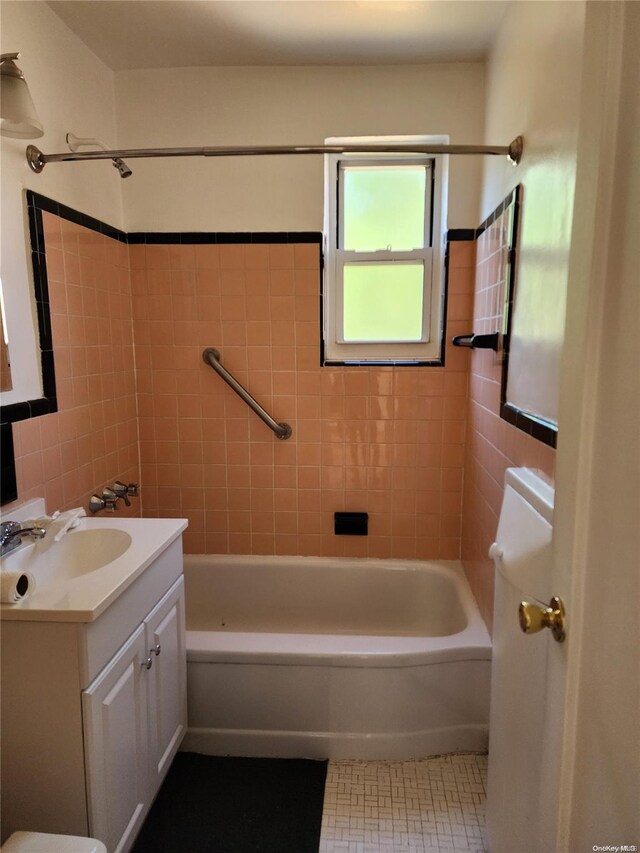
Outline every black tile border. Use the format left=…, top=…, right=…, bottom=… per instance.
left=442, top=195, right=520, bottom=244
left=2, top=192, right=324, bottom=502
left=25, top=192, right=323, bottom=246
left=447, top=194, right=557, bottom=449
left=1, top=423, right=18, bottom=505
left=1, top=196, right=58, bottom=429
left=3, top=193, right=323, bottom=427
left=497, top=186, right=520, bottom=422
left=475, top=187, right=518, bottom=239
left=447, top=228, right=476, bottom=242
left=501, top=404, right=558, bottom=448
left=1, top=188, right=556, bottom=508
left=127, top=231, right=322, bottom=245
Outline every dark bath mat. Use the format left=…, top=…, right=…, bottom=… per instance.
left=132, top=751, right=328, bottom=853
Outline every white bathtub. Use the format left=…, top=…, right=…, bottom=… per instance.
left=181, top=555, right=491, bottom=760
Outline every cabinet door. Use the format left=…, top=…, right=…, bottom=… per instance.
left=82, top=624, right=150, bottom=853
left=145, top=576, right=187, bottom=791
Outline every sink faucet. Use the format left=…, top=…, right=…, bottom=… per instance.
left=0, top=522, right=47, bottom=557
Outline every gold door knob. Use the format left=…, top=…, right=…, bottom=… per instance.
left=518, top=596, right=566, bottom=643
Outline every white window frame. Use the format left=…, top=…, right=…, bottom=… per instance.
left=323, top=135, right=449, bottom=364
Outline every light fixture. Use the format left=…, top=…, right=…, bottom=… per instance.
left=0, top=53, right=43, bottom=139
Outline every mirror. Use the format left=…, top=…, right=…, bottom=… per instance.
left=486, top=185, right=557, bottom=448
left=0, top=191, right=58, bottom=423
left=0, top=192, right=59, bottom=505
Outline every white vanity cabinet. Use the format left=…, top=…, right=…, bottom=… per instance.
left=82, top=624, right=150, bottom=853
left=0, top=524, right=187, bottom=853
left=144, top=578, right=187, bottom=785
left=82, top=577, right=186, bottom=853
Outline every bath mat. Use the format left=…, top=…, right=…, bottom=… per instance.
left=132, top=751, right=328, bottom=853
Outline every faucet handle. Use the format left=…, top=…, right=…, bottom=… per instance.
left=89, top=495, right=105, bottom=514
left=90, top=483, right=138, bottom=514
left=101, top=488, right=118, bottom=511
left=112, top=481, right=132, bottom=507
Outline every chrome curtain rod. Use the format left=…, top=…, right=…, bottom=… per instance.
left=26, top=136, right=523, bottom=173
left=203, top=348, right=292, bottom=441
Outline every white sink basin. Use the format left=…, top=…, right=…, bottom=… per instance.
left=0, top=516, right=188, bottom=622
left=4, top=528, right=132, bottom=582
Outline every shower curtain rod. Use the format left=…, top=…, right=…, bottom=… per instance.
left=26, top=136, right=523, bottom=173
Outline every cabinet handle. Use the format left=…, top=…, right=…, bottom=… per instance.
left=152, top=643, right=161, bottom=656
left=142, top=656, right=153, bottom=670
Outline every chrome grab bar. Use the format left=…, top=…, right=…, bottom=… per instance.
left=202, top=348, right=292, bottom=440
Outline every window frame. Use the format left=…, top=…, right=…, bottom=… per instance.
left=323, top=135, right=449, bottom=365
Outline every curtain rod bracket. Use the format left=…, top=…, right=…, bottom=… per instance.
left=508, top=136, right=523, bottom=165
left=26, top=144, right=45, bottom=173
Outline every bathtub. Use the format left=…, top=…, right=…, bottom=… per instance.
left=181, top=555, right=491, bottom=760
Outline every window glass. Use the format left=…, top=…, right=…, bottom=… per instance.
left=343, top=263, right=424, bottom=342
left=323, top=136, right=448, bottom=364
left=342, top=166, right=427, bottom=252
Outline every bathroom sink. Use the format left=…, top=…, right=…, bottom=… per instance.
left=3, top=528, right=132, bottom=582
left=0, top=515, right=188, bottom=622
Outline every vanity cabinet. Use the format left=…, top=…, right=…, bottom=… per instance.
left=82, top=625, right=150, bottom=853
left=83, top=577, right=186, bottom=853
left=0, top=531, right=187, bottom=853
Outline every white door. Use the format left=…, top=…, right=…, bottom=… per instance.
left=486, top=470, right=558, bottom=853
left=83, top=625, right=150, bottom=853
left=551, top=2, right=640, bottom=847
left=489, top=3, right=639, bottom=850
left=145, top=576, right=187, bottom=788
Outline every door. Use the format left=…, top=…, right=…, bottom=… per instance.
left=488, top=4, right=639, bottom=850
left=83, top=624, right=150, bottom=853
left=552, top=2, right=640, bottom=847
left=145, top=576, right=187, bottom=789
left=486, top=470, right=558, bottom=853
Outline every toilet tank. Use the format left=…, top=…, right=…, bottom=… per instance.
left=493, top=467, right=554, bottom=600
left=486, top=467, right=555, bottom=853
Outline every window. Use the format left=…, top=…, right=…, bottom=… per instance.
left=323, top=136, right=448, bottom=364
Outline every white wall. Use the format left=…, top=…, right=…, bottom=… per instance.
left=481, top=0, right=586, bottom=426
left=115, top=63, right=486, bottom=232
left=0, top=0, right=122, bottom=404
left=1, top=19, right=487, bottom=405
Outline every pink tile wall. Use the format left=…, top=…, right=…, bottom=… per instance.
left=4, top=213, right=140, bottom=517
left=461, top=217, right=555, bottom=632
left=132, top=240, right=475, bottom=556
left=5, top=205, right=560, bottom=621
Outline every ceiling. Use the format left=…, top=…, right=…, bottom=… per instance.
left=46, top=1, right=508, bottom=70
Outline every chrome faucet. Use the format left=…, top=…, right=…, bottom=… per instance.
left=0, top=522, right=47, bottom=557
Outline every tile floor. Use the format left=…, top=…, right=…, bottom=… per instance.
left=319, top=753, right=488, bottom=853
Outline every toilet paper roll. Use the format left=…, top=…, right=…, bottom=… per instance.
left=1, top=571, right=36, bottom=603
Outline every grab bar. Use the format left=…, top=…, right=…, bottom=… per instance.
left=202, top=348, right=293, bottom=440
